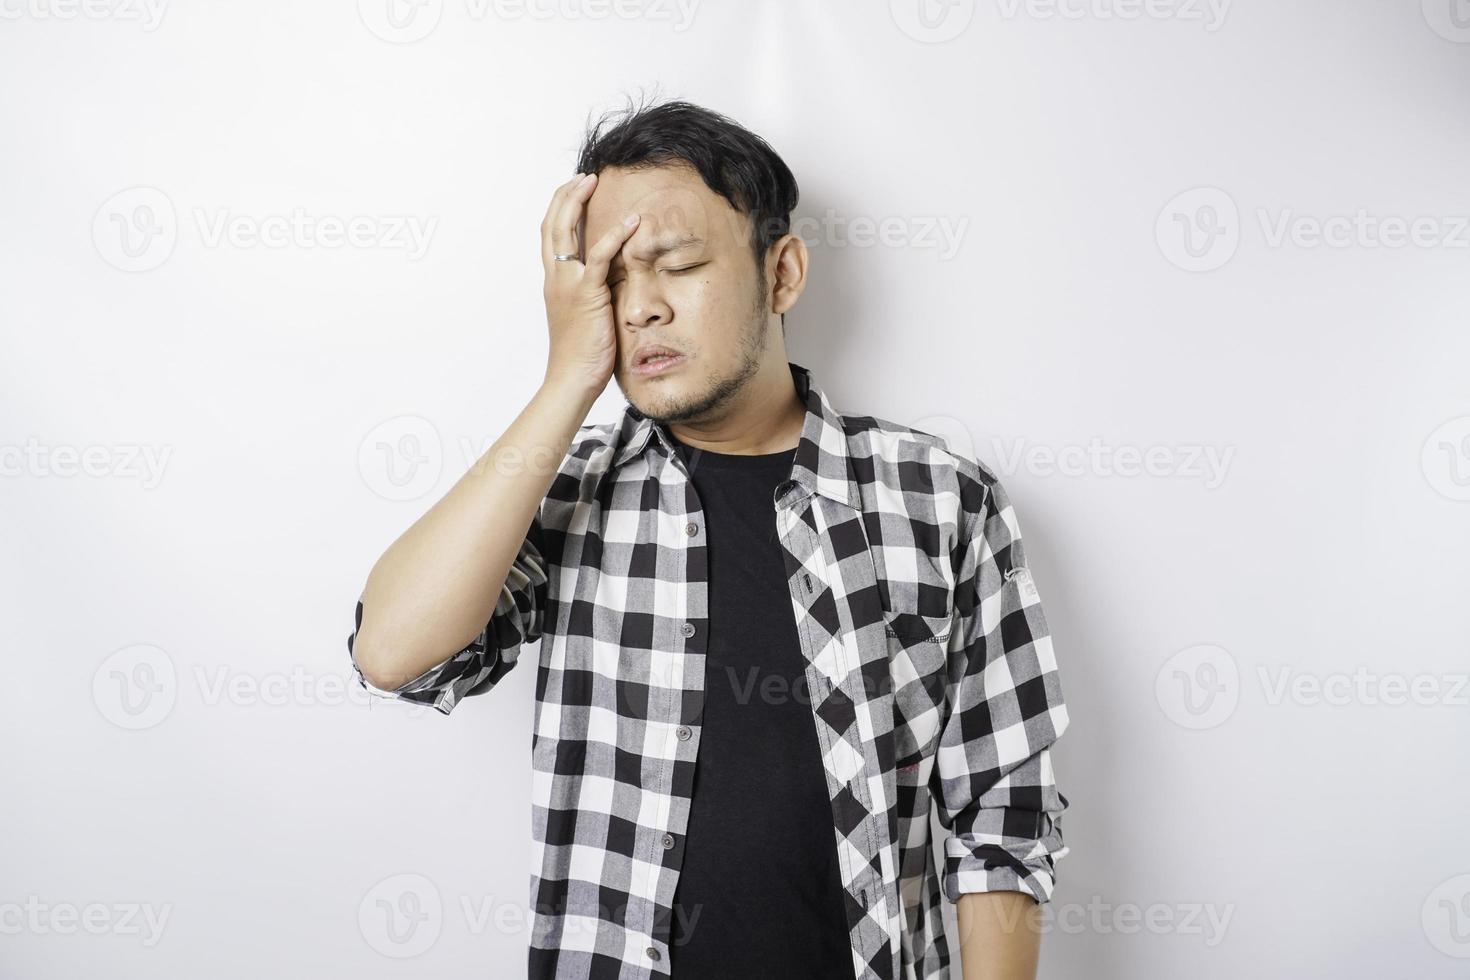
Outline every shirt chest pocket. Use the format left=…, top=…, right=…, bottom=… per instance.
left=882, top=607, right=953, bottom=647
left=854, top=512, right=958, bottom=767
left=876, top=548, right=957, bottom=648
left=879, top=590, right=953, bottom=769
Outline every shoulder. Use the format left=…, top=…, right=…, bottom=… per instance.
left=534, top=420, right=620, bottom=516
left=840, top=411, right=1004, bottom=519
left=570, top=419, right=621, bottom=460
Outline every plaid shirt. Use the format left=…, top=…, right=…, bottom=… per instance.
left=348, top=361, right=1071, bottom=979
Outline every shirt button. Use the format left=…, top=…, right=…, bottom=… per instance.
left=646, top=946, right=661, bottom=961
left=685, top=521, right=698, bottom=536
left=662, top=833, right=675, bottom=849
left=680, top=622, right=696, bottom=637
left=676, top=725, right=691, bottom=741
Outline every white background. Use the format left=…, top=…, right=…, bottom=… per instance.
left=3, top=0, right=1469, bottom=977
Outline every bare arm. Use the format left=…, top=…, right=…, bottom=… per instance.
left=352, top=380, right=597, bottom=690
left=351, top=170, right=640, bottom=690
left=956, top=891, right=1042, bottom=980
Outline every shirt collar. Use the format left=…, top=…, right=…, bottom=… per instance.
left=611, top=360, right=856, bottom=509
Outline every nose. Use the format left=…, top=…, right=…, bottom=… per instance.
left=618, top=270, right=673, bottom=330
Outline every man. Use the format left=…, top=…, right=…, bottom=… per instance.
left=348, top=99, right=1070, bottom=980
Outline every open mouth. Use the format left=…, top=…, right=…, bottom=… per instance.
left=631, top=348, right=686, bottom=376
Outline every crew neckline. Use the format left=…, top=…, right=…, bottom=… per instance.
left=666, top=429, right=797, bottom=470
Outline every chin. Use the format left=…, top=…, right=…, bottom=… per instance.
left=632, top=387, right=698, bottom=424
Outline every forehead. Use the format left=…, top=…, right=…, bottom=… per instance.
left=584, top=164, right=748, bottom=263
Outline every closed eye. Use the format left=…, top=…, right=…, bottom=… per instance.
left=608, top=263, right=705, bottom=289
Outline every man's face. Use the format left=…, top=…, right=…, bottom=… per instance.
left=582, top=163, right=774, bottom=424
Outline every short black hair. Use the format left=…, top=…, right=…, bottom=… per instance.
left=574, top=95, right=800, bottom=274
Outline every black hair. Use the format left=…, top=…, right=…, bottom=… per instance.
left=574, top=94, right=800, bottom=277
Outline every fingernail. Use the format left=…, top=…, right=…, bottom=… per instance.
left=579, top=173, right=596, bottom=185
left=623, top=213, right=639, bottom=228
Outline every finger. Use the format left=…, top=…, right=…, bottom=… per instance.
left=581, top=211, right=642, bottom=284
left=539, top=173, right=584, bottom=237
left=547, top=172, right=597, bottom=267
left=540, top=173, right=590, bottom=271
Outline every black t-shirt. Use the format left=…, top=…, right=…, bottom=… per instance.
left=663, top=430, right=853, bottom=979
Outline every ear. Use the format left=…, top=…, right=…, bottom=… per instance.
left=768, top=233, right=808, bottom=317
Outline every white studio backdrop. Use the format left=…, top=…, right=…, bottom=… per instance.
left=3, top=1, right=1468, bottom=977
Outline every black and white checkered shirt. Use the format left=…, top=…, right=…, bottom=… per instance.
left=348, top=361, right=1071, bottom=979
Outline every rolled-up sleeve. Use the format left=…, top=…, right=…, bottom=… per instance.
left=931, top=473, right=1070, bottom=905
left=347, top=510, right=550, bottom=716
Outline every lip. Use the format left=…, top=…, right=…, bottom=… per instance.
left=630, top=349, right=687, bottom=377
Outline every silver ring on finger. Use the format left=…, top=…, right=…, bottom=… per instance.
left=553, top=252, right=577, bottom=262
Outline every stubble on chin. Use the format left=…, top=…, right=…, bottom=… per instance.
left=627, top=277, right=772, bottom=425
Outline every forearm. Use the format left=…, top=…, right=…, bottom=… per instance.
left=955, top=891, right=1043, bottom=980
left=353, top=379, right=596, bottom=688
